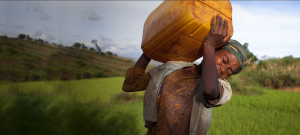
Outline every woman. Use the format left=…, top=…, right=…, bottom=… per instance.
left=122, top=15, right=250, bottom=135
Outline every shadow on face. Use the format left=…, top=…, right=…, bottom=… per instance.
left=214, top=49, right=240, bottom=79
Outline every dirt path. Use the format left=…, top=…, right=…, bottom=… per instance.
left=281, top=87, right=300, bottom=92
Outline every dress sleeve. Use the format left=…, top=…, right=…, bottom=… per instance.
left=204, top=78, right=232, bottom=107
left=122, top=67, right=151, bottom=92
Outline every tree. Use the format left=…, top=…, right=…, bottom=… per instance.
left=35, top=38, right=44, bottom=43
left=91, top=39, right=101, bottom=53
left=89, top=48, right=95, bottom=51
left=107, top=50, right=113, bottom=56
left=52, top=42, right=57, bottom=45
left=26, top=35, right=32, bottom=41
left=81, top=43, right=87, bottom=49
left=18, top=34, right=26, bottom=39
left=73, top=42, right=81, bottom=48
left=243, top=43, right=258, bottom=62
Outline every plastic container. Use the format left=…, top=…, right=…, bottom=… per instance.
left=141, top=0, right=233, bottom=63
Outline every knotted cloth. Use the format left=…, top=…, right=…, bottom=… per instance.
left=219, top=39, right=251, bottom=73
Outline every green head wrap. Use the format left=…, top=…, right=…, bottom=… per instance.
left=219, top=39, right=251, bottom=73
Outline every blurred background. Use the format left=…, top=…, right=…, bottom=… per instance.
left=0, top=1, right=299, bottom=135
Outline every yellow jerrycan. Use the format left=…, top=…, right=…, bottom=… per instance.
left=141, top=0, right=233, bottom=63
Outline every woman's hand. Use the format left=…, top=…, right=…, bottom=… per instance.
left=203, top=14, right=229, bottom=47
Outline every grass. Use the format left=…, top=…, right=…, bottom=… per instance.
left=0, top=77, right=144, bottom=104
left=209, top=89, right=300, bottom=135
left=0, top=77, right=299, bottom=134
left=0, top=77, right=147, bottom=135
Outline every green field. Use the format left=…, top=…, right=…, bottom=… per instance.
left=0, top=77, right=299, bottom=135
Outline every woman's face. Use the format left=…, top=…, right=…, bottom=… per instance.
left=214, top=49, right=240, bottom=79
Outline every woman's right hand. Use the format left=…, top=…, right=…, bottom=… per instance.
left=203, top=15, right=230, bottom=47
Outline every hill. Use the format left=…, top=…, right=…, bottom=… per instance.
left=0, top=35, right=155, bottom=82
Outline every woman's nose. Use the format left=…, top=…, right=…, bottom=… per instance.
left=220, top=63, right=229, bottom=73
left=220, top=64, right=225, bottom=73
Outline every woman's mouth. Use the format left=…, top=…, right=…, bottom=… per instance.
left=218, top=65, right=224, bottom=76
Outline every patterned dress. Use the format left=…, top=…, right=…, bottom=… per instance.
left=123, top=67, right=226, bottom=135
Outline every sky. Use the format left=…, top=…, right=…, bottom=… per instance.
left=1, top=1, right=300, bottom=63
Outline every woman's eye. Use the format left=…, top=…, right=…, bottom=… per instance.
left=228, top=70, right=232, bottom=75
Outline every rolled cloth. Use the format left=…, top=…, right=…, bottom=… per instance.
left=219, top=39, right=249, bottom=73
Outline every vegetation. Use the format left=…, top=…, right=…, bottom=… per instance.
left=243, top=42, right=258, bottom=62
left=1, top=33, right=299, bottom=94
left=0, top=32, right=298, bottom=135
left=17, top=34, right=26, bottom=40
left=0, top=77, right=145, bottom=135
left=225, top=43, right=300, bottom=94
left=73, top=42, right=82, bottom=48
left=226, top=56, right=300, bottom=95
left=236, top=55, right=300, bottom=90
left=0, top=35, right=155, bottom=82
left=0, top=77, right=299, bottom=135
left=89, top=48, right=95, bottom=51
left=91, top=39, right=101, bottom=53
left=208, top=89, right=300, bottom=135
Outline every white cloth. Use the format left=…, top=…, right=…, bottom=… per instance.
left=143, top=61, right=232, bottom=135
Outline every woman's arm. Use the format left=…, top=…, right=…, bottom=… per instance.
left=195, top=15, right=229, bottom=100
left=134, top=53, right=151, bottom=69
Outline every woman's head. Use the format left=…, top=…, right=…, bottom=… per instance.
left=214, top=39, right=249, bottom=79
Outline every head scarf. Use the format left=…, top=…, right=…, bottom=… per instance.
left=219, top=39, right=252, bottom=73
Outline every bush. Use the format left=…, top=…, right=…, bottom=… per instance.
left=282, top=55, right=294, bottom=64
left=73, top=42, right=81, bottom=48
left=95, top=72, right=109, bottom=77
left=257, top=60, right=267, bottom=69
left=240, top=56, right=300, bottom=90
left=126, top=59, right=133, bottom=63
left=81, top=44, right=87, bottom=49
left=2, top=35, right=8, bottom=39
left=23, top=62, right=35, bottom=70
left=227, top=74, right=264, bottom=95
left=107, top=51, right=113, bottom=56
left=6, top=48, right=18, bottom=55
left=18, top=34, right=26, bottom=39
left=35, top=38, right=44, bottom=43
left=74, top=60, right=86, bottom=68
left=113, top=92, right=142, bottom=103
